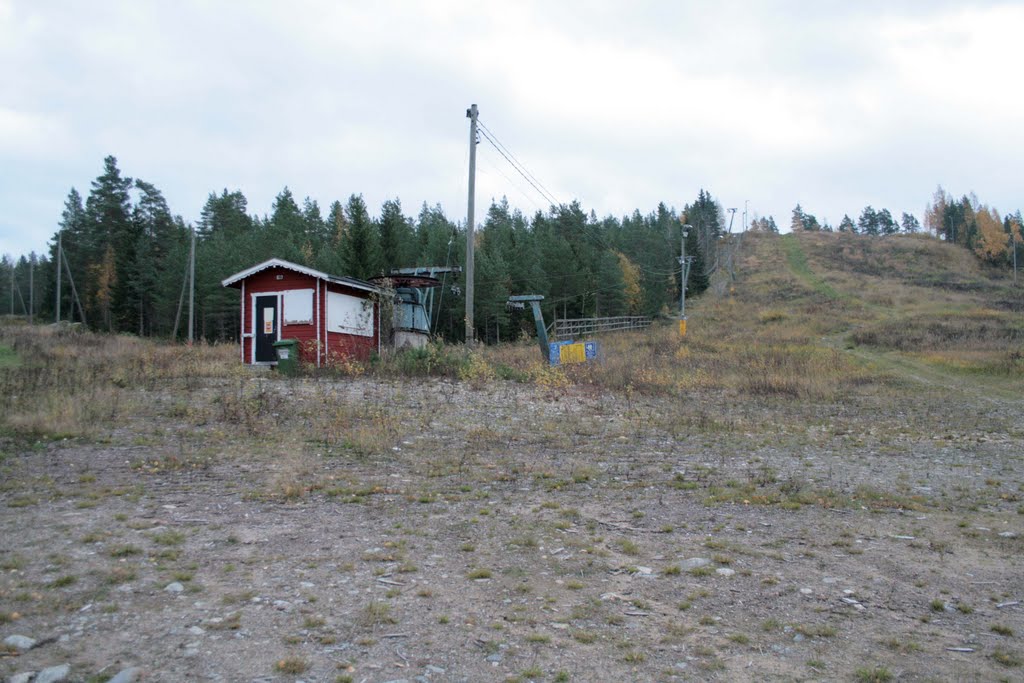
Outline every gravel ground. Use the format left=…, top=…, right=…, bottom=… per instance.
left=2, top=375, right=1023, bottom=682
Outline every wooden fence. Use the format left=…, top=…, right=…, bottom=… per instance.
left=550, top=316, right=651, bottom=341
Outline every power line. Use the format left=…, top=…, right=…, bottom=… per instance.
left=476, top=154, right=546, bottom=213
left=477, top=127, right=559, bottom=208
left=474, top=117, right=682, bottom=279
left=477, top=120, right=561, bottom=206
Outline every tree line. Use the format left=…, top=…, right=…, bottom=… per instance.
left=3, top=156, right=727, bottom=344
left=6, top=159, right=1020, bottom=344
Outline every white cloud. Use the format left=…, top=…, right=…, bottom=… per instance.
left=1, top=0, right=1022, bottom=256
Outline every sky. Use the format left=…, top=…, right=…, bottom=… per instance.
left=2, top=0, right=1022, bottom=258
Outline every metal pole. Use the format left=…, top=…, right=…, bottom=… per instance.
left=680, top=227, right=685, bottom=318
left=188, top=227, right=196, bottom=345
left=464, top=103, right=478, bottom=346
left=680, top=223, right=692, bottom=318
left=56, top=231, right=62, bottom=323
left=1014, top=233, right=1018, bottom=284
left=9, top=259, right=13, bottom=316
left=28, top=257, right=33, bottom=323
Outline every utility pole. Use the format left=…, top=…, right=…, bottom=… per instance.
left=61, top=249, right=86, bottom=325
left=56, top=230, right=62, bottom=323
left=9, top=259, right=13, bottom=316
left=28, top=256, right=33, bottom=323
left=188, top=226, right=196, bottom=345
left=680, top=223, right=693, bottom=320
left=464, top=103, right=478, bottom=346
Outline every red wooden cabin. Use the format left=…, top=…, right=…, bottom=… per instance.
left=221, top=258, right=380, bottom=367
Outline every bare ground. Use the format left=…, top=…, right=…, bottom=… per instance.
left=2, top=369, right=1023, bottom=683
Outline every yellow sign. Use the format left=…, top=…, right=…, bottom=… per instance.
left=678, top=318, right=687, bottom=337
left=559, top=342, right=587, bottom=364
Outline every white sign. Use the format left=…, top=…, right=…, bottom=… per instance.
left=283, top=289, right=314, bottom=325
left=263, top=307, right=275, bottom=334
left=326, top=291, right=373, bottom=337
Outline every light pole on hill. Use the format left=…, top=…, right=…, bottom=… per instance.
left=680, top=222, right=694, bottom=335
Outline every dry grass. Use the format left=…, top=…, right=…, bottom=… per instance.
left=0, top=324, right=239, bottom=439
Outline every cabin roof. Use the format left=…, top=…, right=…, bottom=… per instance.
left=221, top=258, right=378, bottom=293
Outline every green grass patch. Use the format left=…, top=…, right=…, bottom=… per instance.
left=0, top=344, right=20, bottom=369
left=780, top=234, right=842, bottom=300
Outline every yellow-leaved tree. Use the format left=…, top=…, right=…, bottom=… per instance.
left=973, top=205, right=1008, bottom=264
left=91, top=244, right=117, bottom=331
left=616, top=251, right=643, bottom=315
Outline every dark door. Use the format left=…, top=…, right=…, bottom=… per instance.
left=254, top=295, right=278, bottom=362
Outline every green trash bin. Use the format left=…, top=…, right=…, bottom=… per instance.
left=272, top=339, right=300, bottom=375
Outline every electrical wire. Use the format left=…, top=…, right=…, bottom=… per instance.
left=473, top=119, right=687, bottom=280
left=477, top=127, right=559, bottom=209
left=477, top=120, right=561, bottom=206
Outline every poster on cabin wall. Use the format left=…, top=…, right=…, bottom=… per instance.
left=326, top=291, right=374, bottom=337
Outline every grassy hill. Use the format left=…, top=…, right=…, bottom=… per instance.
left=479, top=230, right=1024, bottom=402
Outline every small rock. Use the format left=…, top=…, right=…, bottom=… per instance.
left=188, top=625, right=206, bottom=636
left=634, top=566, right=653, bottom=575
left=793, top=633, right=805, bottom=642
left=998, top=532, right=1018, bottom=538
left=35, top=664, right=72, bottom=683
left=164, top=582, right=185, bottom=594
left=486, top=653, right=503, bottom=663
left=799, top=588, right=813, bottom=596
left=108, top=667, right=144, bottom=683
left=10, top=673, right=36, bottom=683
left=273, top=600, right=291, bottom=611
left=3, top=635, right=36, bottom=652
left=425, top=665, right=446, bottom=674
left=681, top=557, right=711, bottom=570
left=599, top=592, right=627, bottom=602
left=716, top=568, right=735, bottom=577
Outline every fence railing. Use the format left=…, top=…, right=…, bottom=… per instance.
left=550, top=316, right=651, bottom=341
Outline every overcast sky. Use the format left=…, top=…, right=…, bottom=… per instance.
left=2, top=0, right=1022, bottom=258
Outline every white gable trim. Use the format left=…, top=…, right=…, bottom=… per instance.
left=221, top=258, right=378, bottom=293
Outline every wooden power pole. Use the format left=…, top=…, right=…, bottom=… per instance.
left=465, top=103, right=478, bottom=345
left=188, top=227, right=196, bottom=344
left=56, top=231, right=62, bottom=322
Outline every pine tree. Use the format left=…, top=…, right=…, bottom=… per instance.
left=84, top=156, right=135, bottom=330
left=791, top=204, right=806, bottom=233
left=900, top=212, right=921, bottom=233
left=858, top=206, right=879, bottom=235
left=838, top=214, right=855, bottom=233
left=378, top=198, right=415, bottom=273
left=341, top=194, right=382, bottom=279
left=878, top=208, right=898, bottom=235
left=130, top=179, right=184, bottom=335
